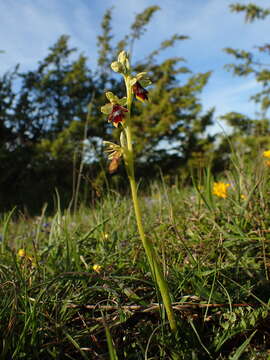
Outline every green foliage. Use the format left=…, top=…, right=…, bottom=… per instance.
left=97, top=7, right=114, bottom=73
left=131, top=60, right=214, bottom=169
left=225, top=3, right=270, bottom=115
left=219, top=1, right=270, bottom=171
left=230, top=3, right=270, bottom=22
left=0, top=36, right=97, bottom=212
left=1, top=157, right=270, bottom=358
left=222, top=112, right=253, bottom=134
left=1, top=35, right=93, bottom=145
left=130, top=6, right=160, bottom=40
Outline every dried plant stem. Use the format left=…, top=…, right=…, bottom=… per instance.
left=67, top=302, right=254, bottom=312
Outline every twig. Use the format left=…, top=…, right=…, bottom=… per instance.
left=66, top=301, right=255, bottom=312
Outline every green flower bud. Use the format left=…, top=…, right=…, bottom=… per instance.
left=124, top=58, right=130, bottom=72
left=114, top=51, right=130, bottom=74
left=118, top=51, right=128, bottom=64
left=111, top=61, right=124, bottom=73
left=120, top=130, right=127, bottom=148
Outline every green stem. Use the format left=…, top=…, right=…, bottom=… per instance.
left=122, top=76, right=177, bottom=332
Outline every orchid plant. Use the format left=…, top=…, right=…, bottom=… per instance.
left=101, top=51, right=177, bottom=332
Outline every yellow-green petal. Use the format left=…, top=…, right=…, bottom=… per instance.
left=101, top=103, right=113, bottom=114
left=105, top=92, right=116, bottom=103
left=130, top=78, right=137, bottom=86
left=136, top=72, right=147, bottom=79
left=139, top=78, right=152, bottom=87
left=118, top=97, right=127, bottom=106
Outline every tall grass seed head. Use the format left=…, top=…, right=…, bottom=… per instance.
left=213, top=182, right=230, bottom=199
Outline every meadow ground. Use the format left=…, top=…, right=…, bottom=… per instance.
left=1, top=161, right=270, bottom=359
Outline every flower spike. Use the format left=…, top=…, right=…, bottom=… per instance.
left=100, top=50, right=177, bottom=332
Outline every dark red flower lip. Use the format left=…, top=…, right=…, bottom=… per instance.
left=108, top=104, right=128, bottom=127
left=132, top=81, right=148, bottom=102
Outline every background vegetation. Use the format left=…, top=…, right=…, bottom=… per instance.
left=1, top=4, right=263, bottom=213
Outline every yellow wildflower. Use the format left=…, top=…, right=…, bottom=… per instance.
left=241, top=194, right=247, bottom=200
left=17, top=248, right=35, bottom=267
left=263, top=150, right=270, bottom=159
left=93, top=264, right=102, bottom=273
left=17, top=249, right=26, bottom=257
left=18, top=248, right=35, bottom=260
left=213, top=182, right=230, bottom=199
left=265, top=160, right=270, bottom=167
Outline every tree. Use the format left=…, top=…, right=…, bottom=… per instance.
left=0, top=36, right=96, bottom=212
left=0, top=6, right=215, bottom=212
left=224, top=3, right=270, bottom=117
left=220, top=2, right=270, bottom=160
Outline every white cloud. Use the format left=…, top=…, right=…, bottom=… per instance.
left=202, top=77, right=261, bottom=121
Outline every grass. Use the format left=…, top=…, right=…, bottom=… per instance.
left=1, top=160, right=270, bottom=359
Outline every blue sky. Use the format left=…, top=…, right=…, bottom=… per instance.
left=0, top=0, right=269, bottom=127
